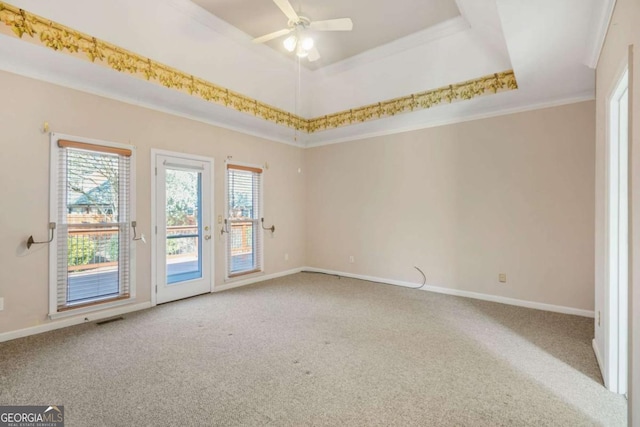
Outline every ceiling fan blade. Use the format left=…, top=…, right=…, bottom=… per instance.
left=252, top=28, right=291, bottom=44
left=308, top=46, right=321, bottom=62
left=309, top=18, right=353, bottom=32
left=273, top=0, right=300, bottom=22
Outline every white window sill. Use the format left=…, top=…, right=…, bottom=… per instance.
left=224, top=270, right=265, bottom=283
left=48, top=297, right=135, bottom=320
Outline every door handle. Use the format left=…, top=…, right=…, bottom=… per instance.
left=204, top=235, right=211, bottom=240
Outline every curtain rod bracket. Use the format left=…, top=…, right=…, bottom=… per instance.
left=27, top=222, right=56, bottom=249
left=261, top=218, right=275, bottom=233
left=131, top=221, right=146, bottom=243
left=221, top=219, right=230, bottom=235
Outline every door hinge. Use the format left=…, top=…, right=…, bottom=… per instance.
left=155, top=226, right=158, bottom=234
left=155, top=167, right=157, bottom=176
left=155, top=285, right=158, bottom=293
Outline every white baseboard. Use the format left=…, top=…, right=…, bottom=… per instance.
left=214, top=267, right=304, bottom=292
left=1, top=267, right=594, bottom=343
left=0, top=302, right=152, bottom=343
left=303, top=267, right=595, bottom=318
left=0, top=267, right=305, bottom=343
left=592, top=338, right=606, bottom=383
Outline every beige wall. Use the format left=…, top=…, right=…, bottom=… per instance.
left=0, top=64, right=603, bottom=387
left=595, top=0, right=640, bottom=422
left=0, top=70, right=306, bottom=334
left=306, top=102, right=596, bottom=311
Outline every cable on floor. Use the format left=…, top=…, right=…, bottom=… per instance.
left=302, top=266, right=427, bottom=290
left=302, top=270, right=341, bottom=279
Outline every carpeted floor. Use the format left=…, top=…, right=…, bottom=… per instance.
left=0, top=273, right=627, bottom=426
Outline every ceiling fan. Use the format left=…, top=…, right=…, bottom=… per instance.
left=252, top=0, right=353, bottom=62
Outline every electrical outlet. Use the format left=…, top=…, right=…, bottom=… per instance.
left=217, top=215, right=222, bottom=224
left=284, top=253, right=289, bottom=261
left=349, top=255, right=355, bottom=264
left=498, top=273, right=507, bottom=283
left=0, top=297, right=4, bottom=311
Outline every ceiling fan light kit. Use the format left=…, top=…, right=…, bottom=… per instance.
left=283, top=35, right=297, bottom=52
left=300, top=36, right=314, bottom=51
left=283, top=34, right=314, bottom=58
left=252, top=0, right=353, bottom=62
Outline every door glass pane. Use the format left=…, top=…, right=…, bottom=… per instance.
left=166, top=168, right=202, bottom=284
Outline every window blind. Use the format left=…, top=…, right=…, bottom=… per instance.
left=55, top=143, right=131, bottom=310
left=226, top=164, right=262, bottom=277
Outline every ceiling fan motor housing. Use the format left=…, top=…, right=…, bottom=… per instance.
left=288, top=16, right=311, bottom=29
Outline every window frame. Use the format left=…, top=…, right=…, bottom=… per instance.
left=224, top=160, right=264, bottom=281
left=48, top=133, right=137, bottom=319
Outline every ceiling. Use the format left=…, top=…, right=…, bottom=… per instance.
left=0, top=0, right=612, bottom=146
left=192, top=0, right=461, bottom=69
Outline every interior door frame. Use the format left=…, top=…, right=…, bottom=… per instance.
left=604, top=64, right=629, bottom=395
left=150, top=149, right=215, bottom=307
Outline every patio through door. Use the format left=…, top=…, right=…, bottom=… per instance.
left=154, top=152, right=212, bottom=304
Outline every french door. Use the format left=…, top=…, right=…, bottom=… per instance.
left=154, top=152, right=213, bottom=304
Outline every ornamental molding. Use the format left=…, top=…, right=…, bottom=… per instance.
left=0, top=2, right=518, bottom=133
left=307, top=71, right=517, bottom=132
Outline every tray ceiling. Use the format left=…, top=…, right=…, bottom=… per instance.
left=0, top=0, right=605, bottom=146
left=192, top=0, right=461, bottom=69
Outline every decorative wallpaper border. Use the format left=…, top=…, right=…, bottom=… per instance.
left=0, top=2, right=517, bottom=134
left=308, top=71, right=517, bottom=132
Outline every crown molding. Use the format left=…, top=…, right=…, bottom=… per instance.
left=314, top=15, right=470, bottom=77
left=0, top=47, right=305, bottom=147
left=585, top=0, right=616, bottom=69
left=0, top=1, right=306, bottom=130
left=305, top=91, right=595, bottom=148
left=0, top=1, right=516, bottom=135
left=308, top=71, right=517, bottom=132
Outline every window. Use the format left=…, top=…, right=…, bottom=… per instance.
left=50, top=135, right=135, bottom=315
left=226, top=164, right=263, bottom=278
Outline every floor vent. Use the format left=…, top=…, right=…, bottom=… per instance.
left=96, top=316, right=124, bottom=325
